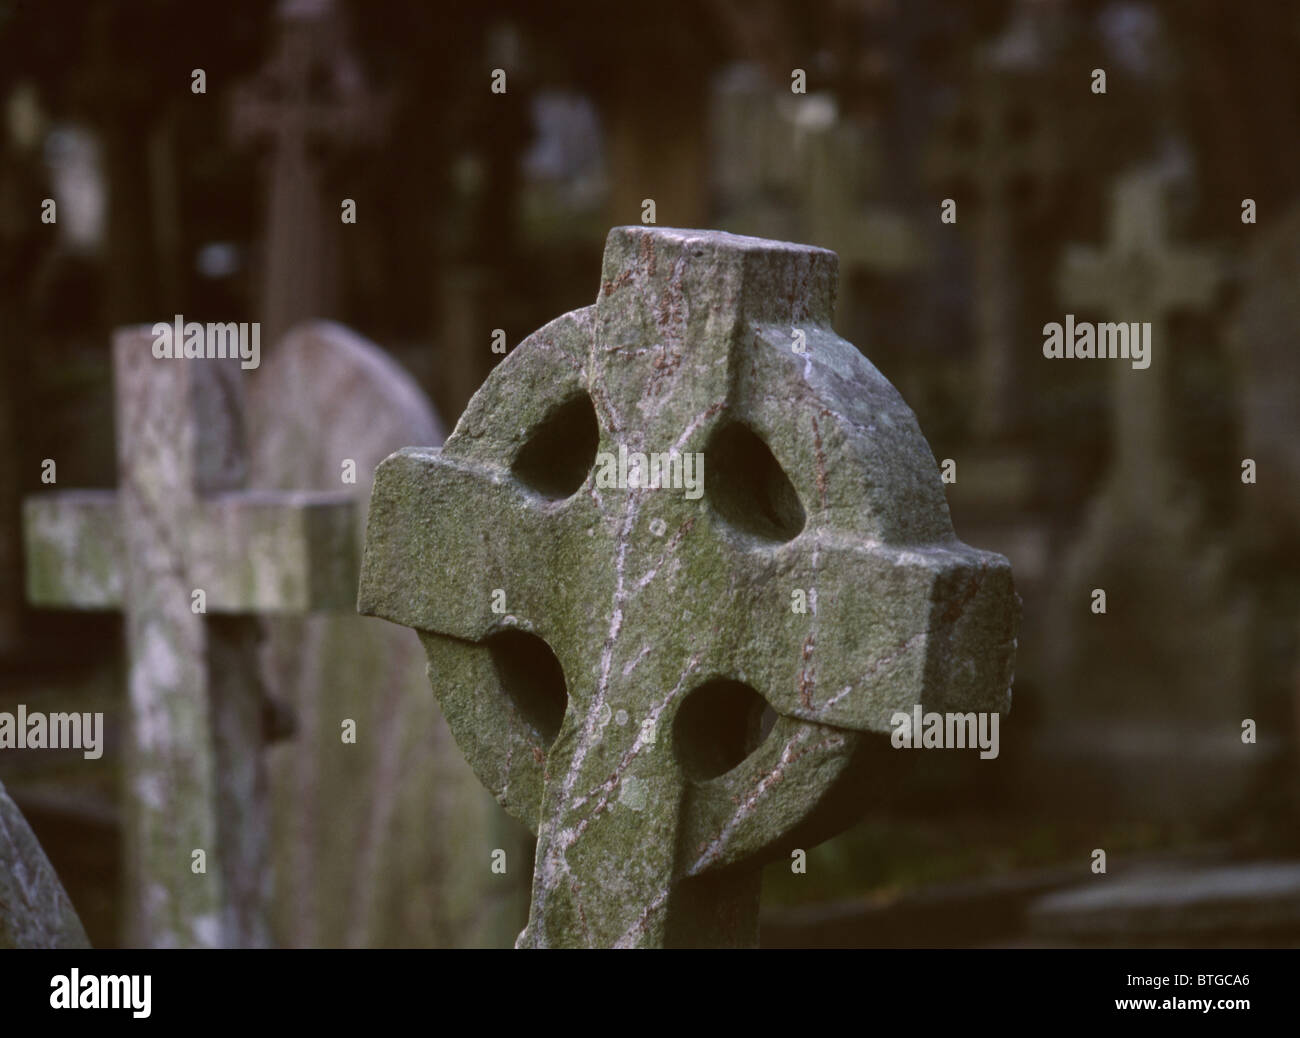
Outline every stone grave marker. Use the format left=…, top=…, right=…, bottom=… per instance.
left=1058, top=168, right=1221, bottom=518
left=24, top=327, right=356, bottom=947
left=247, top=321, right=530, bottom=947
left=924, top=51, right=1063, bottom=440
left=1047, top=169, right=1254, bottom=818
left=1229, top=199, right=1300, bottom=535
left=1028, top=861, right=1300, bottom=946
left=360, top=226, right=1020, bottom=947
left=1228, top=200, right=1300, bottom=779
left=231, top=0, right=388, bottom=346
left=709, top=66, right=923, bottom=334
left=0, top=777, right=90, bottom=948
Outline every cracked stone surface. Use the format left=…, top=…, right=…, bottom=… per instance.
left=0, top=779, right=90, bottom=948
left=360, top=226, right=1019, bottom=948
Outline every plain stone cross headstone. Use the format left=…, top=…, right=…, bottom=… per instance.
left=231, top=0, right=387, bottom=346
left=0, top=778, right=90, bottom=948
left=1058, top=167, right=1222, bottom=516
left=360, top=226, right=1020, bottom=948
left=23, top=327, right=356, bottom=947
left=247, top=321, right=530, bottom=947
left=1046, top=170, right=1252, bottom=820
left=709, top=66, right=923, bottom=332
left=926, top=52, right=1062, bottom=440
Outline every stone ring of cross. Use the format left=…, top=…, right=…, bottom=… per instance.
left=360, top=226, right=1019, bottom=947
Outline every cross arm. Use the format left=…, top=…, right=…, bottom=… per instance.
left=742, top=534, right=1018, bottom=731
left=24, top=490, right=124, bottom=609
left=358, top=448, right=561, bottom=638
left=195, top=490, right=357, bottom=613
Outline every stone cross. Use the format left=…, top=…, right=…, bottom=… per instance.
left=24, top=327, right=356, bottom=948
left=230, top=0, right=387, bottom=345
left=709, top=74, right=923, bottom=327
left=926, top=62, right=1062, bottom=439
left=360, top=227, right=1019, bottom=948
left=1058, top=168, right=1222, bottom=516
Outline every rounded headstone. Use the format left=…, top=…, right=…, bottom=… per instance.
left=248, top=321, right=529, bottom=947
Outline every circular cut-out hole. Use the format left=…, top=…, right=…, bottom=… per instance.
left=673, top=678, right=773, bottom=781
left=487, top=630, right=569, bottom=746
left=704, top=421, right=806, bottom=542
left=511, top=393, right=599, bottom=499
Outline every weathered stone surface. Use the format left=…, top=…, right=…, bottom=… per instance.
left=25, top=491, right=123, bottom=608
left=0, top=778, right=90, bottom=948
left=361, top=226, right=1019, bottom=947
left=249, top=321, right=529, bottom=947
left=22, top=327, right=357, bottom=947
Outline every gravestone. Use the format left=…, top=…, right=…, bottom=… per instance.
left=0, top=778, right=90, bottom=948
left=231, top=0, right=388, bottom=346
left=1229, top=199, right=1300, bottom=538
left=24, top=327, right=356, bottom=947
left=709, top=66, right=923, bottom=332
left=924, top=49, right=1062, bottom=441
left=1028, top=861, right=1300, bottom=946
left=360, top=226, right=1020, bottom=947
left=247, top=321, right=530, bottom=947
left=1046, top=169, right=1255, bottom=819
left=1227, top=199, right=1300, bottom=795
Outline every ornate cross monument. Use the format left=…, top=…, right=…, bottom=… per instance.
left=360, top=227, right=1019, bottom=947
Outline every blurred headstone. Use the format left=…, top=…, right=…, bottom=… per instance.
left=1029, top=861, right=1300, bottom=946
left=24, top=327, right=356, bottom=947
left=248, top=321, right=531, bottom=947
left=924, top=35, right=1063, bottom=441
left=710, top=64, right=924, bottom=324
left=1046, top=169, right=1256, bottom=820
left=0, top=777, right=91, bottom=948
left=1229, top=199, right=1300, bottom=537
left=231, top=0, right=388, bottom=345
left=1227, top=197, right=1300, bottom=787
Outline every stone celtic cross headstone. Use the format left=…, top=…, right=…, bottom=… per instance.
left=360, top=227, right=1019, bottom=947
left=24, top=327, right=356, bottom=947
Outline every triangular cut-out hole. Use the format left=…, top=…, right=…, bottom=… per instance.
left=487, top=630, right=569, bottom=746
left=673, top=678, right=774, bottom=781
left=704, top=422, right=806, bottom=542
left=511, top=393, right=599, bottom=499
